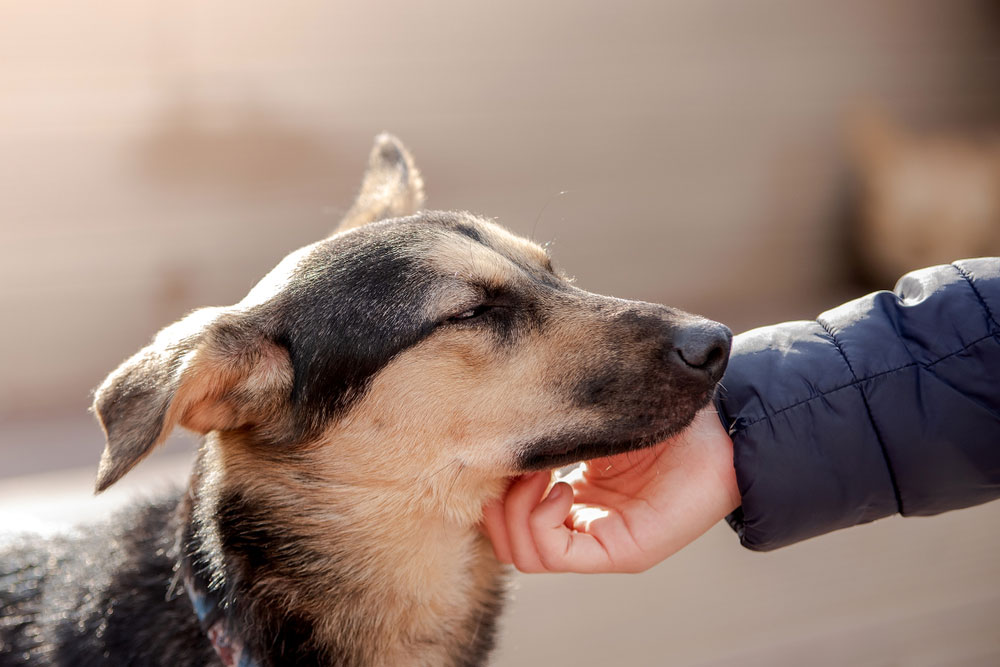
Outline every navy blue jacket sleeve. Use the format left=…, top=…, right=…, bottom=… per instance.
left=716, top=258, right=1000, bottom=551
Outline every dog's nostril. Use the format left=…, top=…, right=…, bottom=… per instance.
left=673, top=323, right=732, bottom=381
left=680, top=345, right=722, bottom=368
left=677, top=341, right=721, bottom=369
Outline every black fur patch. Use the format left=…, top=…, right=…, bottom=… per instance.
left=0, top=496, right=214, bottom=667
left=261, top=221, right=443, bottom=437
left=455, top=579, right=504, bottom=667
left=189, top=489, right=328, bottom=666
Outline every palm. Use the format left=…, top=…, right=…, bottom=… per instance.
left=483, top=408, right=739, bottom=573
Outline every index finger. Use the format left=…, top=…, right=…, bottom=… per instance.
left=524, top=483, right=620, bottom=574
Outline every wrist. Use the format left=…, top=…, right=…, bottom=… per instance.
left=701, top=408, right=741, bottom=515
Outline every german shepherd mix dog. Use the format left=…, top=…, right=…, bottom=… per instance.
left=0, top=136, right=730, bottom=666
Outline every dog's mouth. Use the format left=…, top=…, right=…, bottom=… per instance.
left=516, top=418, right=695, bottom=472
left=516, top=380, right=721, bottom=471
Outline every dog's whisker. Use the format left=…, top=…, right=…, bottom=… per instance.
left=530, top=189, right=568, bottom=240
left=424, top=457, right=461, bottom=482
left=441, top=462, right=468, bottom=513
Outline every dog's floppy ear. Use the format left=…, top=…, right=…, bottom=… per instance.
left=92, top=308, right=292, bottom=493
left=334, top=133, right=425, bottom=233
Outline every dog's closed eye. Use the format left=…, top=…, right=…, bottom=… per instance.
left=447, top=305, right=494, bottom=323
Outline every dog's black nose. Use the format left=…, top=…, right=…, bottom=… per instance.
left=673, top=322, right=732, bottom=382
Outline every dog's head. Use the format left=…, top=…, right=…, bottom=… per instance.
left=93, top=135, right=730, bottom=521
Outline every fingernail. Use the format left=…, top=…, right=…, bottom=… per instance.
left=546, top=484, right=564, bottom=502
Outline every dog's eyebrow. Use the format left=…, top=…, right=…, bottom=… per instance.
left=486, top=230, right=553, bottom=274
left=434, top=219, right=557, bottom=286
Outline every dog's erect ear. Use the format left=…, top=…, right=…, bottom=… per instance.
left=334, top=133, right=425, bottom=234
left=92, top=308, right=292, bottom=493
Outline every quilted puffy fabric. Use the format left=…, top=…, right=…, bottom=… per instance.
left=717, top=258, right=1000, bottom=551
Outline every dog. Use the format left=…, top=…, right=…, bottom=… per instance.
left=0, top=135, right=731, bottom=666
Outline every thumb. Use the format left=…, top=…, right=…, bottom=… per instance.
left=530, top=481, right=575, bottom=533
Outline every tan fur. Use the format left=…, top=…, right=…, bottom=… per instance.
left=94, top=307, right=223, bottom=490
left=420, top=219, right=554, bottom=282
left=173, top=336, right=292, bottom=434
left=94, top=306, right=296, bottom=491
left=336, top=133, right=426, bottom=233
left=199, top=426, right=503, bottom=666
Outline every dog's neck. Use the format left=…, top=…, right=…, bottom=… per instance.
left=181, top=434, right=506, bottom=667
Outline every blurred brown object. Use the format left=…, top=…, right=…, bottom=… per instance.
left=849, top=108, right=1000, bottom=287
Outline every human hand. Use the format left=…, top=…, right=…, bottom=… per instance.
left=482, top=407, right=740, bottom=573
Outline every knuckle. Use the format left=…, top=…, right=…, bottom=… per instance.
left=536, top=549, right=561, bottom=572
left=617, top=556, right=650, bottom=574
left=626, top=561, right=651, bottom=574
left=512, top=555, right=539, bottom=574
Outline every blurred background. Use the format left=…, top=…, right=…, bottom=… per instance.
left=1, top=1, right=999, bottom=665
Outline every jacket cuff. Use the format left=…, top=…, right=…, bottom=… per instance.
left=715, top=321, right=899, bottom=551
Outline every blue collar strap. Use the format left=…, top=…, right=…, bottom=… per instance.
left=183, top=567, right=259, bottom=667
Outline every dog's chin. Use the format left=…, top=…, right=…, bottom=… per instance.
left=516, top=405, right=706, bottom=472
